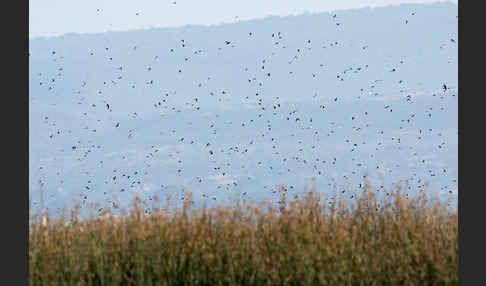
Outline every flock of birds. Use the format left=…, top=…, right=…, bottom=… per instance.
left=29, top=5, right=458, bottom=216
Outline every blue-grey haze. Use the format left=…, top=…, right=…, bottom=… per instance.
left=29, top=3, right=457, bottom=216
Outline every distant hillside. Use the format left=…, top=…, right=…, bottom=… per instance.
left=29, top=3, right=457, bottom=214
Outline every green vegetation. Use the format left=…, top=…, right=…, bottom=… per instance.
left=29, top=185, right=457, bottom=285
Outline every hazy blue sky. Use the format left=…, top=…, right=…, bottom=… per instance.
left=29, top=0, right=457, bottom=38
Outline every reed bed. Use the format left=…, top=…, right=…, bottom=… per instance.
left=29, top=186, right=458, bottom=285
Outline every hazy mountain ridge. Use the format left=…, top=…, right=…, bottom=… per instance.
left=29, top=2, right=458, bottom=215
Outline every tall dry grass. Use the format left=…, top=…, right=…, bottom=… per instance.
left=29, top=185, right=457, bottom=285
